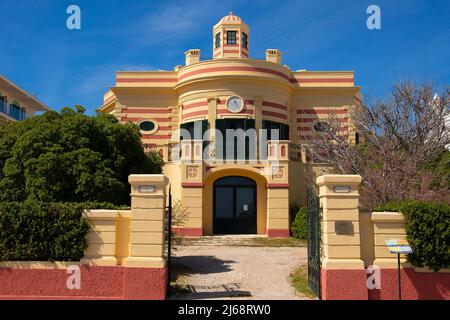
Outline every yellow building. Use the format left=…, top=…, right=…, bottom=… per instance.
left=0, top=75, right=50, bottom=124
left=99, top=12, right=361, bottom=237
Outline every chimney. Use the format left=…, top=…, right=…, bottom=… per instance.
left=265, top=49, right=282, bottom=64
left=185, top=49, right=201, bottom=66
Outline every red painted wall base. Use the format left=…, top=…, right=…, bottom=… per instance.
left=368, top=268, right=450, bottom=300
left=0, top=265, right=167, bottom=300
left=321, top=268, right=450, bottom=300
left=321, top=269, right=368, bottom=300
left=267, top=229, right=290, bottom=238
left=172, top=227, right=203, bottom=237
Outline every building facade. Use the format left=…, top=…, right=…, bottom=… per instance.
left=99, top=12, right=361, bottom=237
left=0, top=75, right=50, bottom=124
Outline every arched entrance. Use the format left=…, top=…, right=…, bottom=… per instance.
left=213, top=176, right=257, bottom=234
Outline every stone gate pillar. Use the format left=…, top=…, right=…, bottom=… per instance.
left=122, top=174, right=169, bottom=299
left=317, top=174, right=368, bottom=300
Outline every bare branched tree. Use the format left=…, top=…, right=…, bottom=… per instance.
left=295, top=81, right=450, bottom=210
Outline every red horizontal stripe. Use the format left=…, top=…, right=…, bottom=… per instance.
left=122, top=117, right=171, bottom=122
left=262, top=101, right=287, bottom=111
left=297, top=109, right=348, bottom=115
left=297, top=118, right=348, bottom=123
left=217, top=99, right=254, bottom=106
left=298, top=134, right=348, bottom=140
left=297, top=126, right=348, bottom=132
left=117, top=78, right=177, bottom=83
left=298, top=135, right=315, bottom=140
left=125, top=108, right=170, bottom=114
left=183, top=101, right=208, bottom=110
left=182, top=182, right=204, bottom=188
left=217, top=109, right=255, bottom=115
left=141, top=134, right=172, bottom=139
left=292, top=78, right=354, bottom=84
left=223, top=50, right=240, bottom=54
left=262, top=110, right=287, bottom=120
left=157, top=126, right=172, bottom=131
left=183, top=110, right=208, bottom=119
left=104, top=95, right=115, bottom=104
left=267, top=183, right=289, bottom=188
left=178, top=66, right=292, bottom=82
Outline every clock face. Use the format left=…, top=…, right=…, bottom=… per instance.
left=227, top=96, right=244, bottom=113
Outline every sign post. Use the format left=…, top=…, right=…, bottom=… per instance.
left=385, top=239, right=413, bottom=300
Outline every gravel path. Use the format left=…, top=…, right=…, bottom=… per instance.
left=170, top=238, right=310, bottom=300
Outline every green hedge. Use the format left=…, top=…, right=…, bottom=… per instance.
left=375, top=200, right=450, bottom=271
left=0, top=201, right=123, bottom=262
left=291, top=207, right=308, bottom=239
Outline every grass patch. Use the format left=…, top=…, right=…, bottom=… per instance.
left=248, top=237, right=307, bottom=247
left=290, top=265, right=317, bottom=298
left=168, top=262, right=192, bottom=298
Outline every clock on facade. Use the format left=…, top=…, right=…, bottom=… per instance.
left=226, top=96, right=244, bottom=113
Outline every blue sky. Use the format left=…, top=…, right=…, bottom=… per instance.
left=0, top=0, right=448, bottom=114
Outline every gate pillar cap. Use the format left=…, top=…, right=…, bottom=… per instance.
left=316, top=175, right=362, bottom=186
left=129, top=174, right=169, bottom=185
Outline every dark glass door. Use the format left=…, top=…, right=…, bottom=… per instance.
left=213, top=176, right=257, bottom=234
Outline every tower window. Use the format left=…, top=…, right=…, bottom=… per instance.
left=215, top=32, right=221, bottom=48
left=242, top=32, right=248, bottom=49
left=227, top=31, right=236, bottom=44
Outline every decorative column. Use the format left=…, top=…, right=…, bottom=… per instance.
left=317, top=174, right=368, bottom=300
left=266, top=144, right=290, bottom=238
left=122, top=174, right=168, bottom=268
left=180, top=162, right=204, bottom=237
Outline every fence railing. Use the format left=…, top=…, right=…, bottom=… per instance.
left=167, top=140, right=302, bottom=162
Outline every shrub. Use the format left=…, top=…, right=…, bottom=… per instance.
left=375, top=200, right=450, bottom=271
left=291, top=207, right=308, bottom=239
left=0, top=107, right=163, bottom=206
left=0, top=201, right=124, bottom=262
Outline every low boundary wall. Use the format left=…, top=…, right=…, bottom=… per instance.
left=317, top=174, right=450, bottom=300
left=0, top=174, right=169, bottom=300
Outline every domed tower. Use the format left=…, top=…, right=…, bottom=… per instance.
left=213, top=11, right=250, bottom=59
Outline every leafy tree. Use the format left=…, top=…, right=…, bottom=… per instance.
left=0, top=106, right=163, bottom=205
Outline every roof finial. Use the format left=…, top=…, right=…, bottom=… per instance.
left=229, top=11, right=233, bottom=15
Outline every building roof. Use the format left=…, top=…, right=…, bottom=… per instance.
left=0, top=75, right=50, bottom=111
left=219, top=11, right=242, bottom=23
